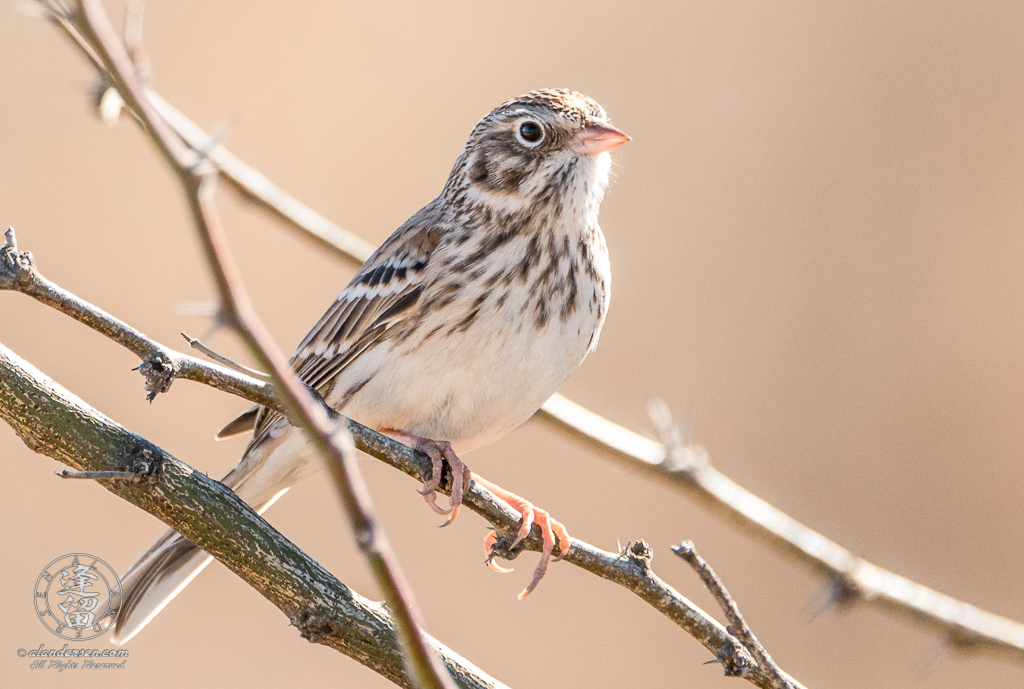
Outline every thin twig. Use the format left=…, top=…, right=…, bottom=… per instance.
left=0, top=226, right=279, bottom=408
left=674, top=541, right=804, bottom=689
left=181, top=331, right=270, bottom=380
left=71, top=2, right=456, bottom=688
left=57, top=469, right=141, bottom=480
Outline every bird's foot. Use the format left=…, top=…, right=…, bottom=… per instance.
left=476, top=476, right=571, bottom=599
left=381, top=430, right=471, bottom=525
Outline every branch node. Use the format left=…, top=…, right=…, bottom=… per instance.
left=716, top=640, right=759, bottom=679
left=294, top=610, right=337, bottom=644
left=481, top=529, right=525, bottom=564
left=134, top=354, right=177, bottom=401
left=0, top=227, right=38, bottom=291
left=354, top=526, right=374, bottom=549
left=623, top=539, right=654, bottom=572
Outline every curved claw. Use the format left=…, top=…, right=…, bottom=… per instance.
left=551, top=522, right=572, bottom=561
left=518, top=552, right=549, bottom=599
left=439, top=504, right=461, bottom=527
left=424, top=496, right=452, bottom=516
left=488, top=557, right=514, bottom=574
left=484, top=530, right=514, bottom=573
left=473, top=480, right=571, bottom=596
left=382, top=431, right=469, bottom=521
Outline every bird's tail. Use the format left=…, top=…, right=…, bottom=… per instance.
left=111, top=431, right=312, bottom=644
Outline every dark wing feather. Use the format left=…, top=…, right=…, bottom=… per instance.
left=241, top=210, right=444, bottom=452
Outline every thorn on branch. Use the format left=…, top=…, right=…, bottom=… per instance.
left=57, top=446, right=157, bottom=482
left=58, top=469, right=136, bottom=480
left=809, top=571, right=866, bottom=619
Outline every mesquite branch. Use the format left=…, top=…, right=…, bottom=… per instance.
left=0, top=224, right=783, bottom=687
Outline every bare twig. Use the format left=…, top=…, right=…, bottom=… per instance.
left=674, top=541, right=804, bottom=689
left=181, top=331, right=270, bottom=380
left=70, top=2, right=456, bottom=687
left=0, top=226, right=277, bottom=406
left=0, top=342, right=504, bottom=689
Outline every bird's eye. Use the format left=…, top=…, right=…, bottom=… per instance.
left=516, top=119, right=544, bottom=147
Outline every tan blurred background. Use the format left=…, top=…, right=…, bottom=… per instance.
left=3, top=1, right=1024, bottom=687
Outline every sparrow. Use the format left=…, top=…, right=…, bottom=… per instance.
left=112, top=88, right=629, bottom=643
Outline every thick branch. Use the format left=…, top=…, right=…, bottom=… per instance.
left=0, top=341, right=503, bottom=689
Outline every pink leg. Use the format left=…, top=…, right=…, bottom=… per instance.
left=474, top=475, right=571, bottom=598
left=380, top=430, right=472, bottom=525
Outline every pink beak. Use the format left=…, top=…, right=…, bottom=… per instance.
left=570, top=120, right=632, bottom=155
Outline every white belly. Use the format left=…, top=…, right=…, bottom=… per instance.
left=331, top=260, right=607, bottom=453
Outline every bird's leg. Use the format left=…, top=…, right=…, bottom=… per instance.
left=380, top=430, right=472, bottom=525
left=474, top=475, right=571, bottom=599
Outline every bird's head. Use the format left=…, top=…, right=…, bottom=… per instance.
left=450, top=89, right=630, bottom=214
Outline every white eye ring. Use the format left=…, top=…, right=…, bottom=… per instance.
left=514, top=118, right=545, bottom=147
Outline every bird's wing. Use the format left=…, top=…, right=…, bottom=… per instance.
left=234, top=207, right=445, bottom=452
